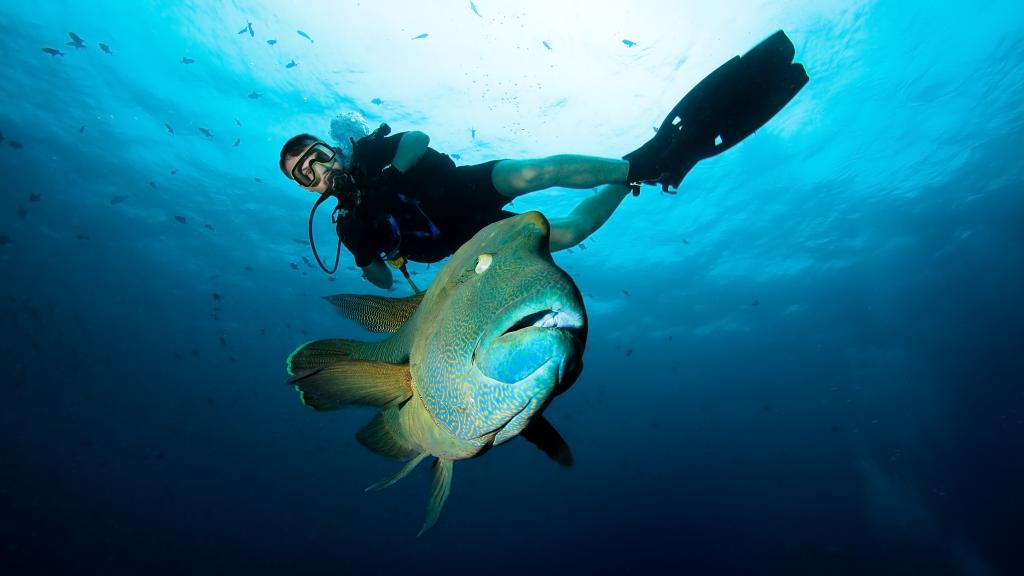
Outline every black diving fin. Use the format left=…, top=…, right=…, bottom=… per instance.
left=624, top=29, right=810, bottom=193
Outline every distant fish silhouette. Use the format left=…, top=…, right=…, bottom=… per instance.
left=450, top=153, right=461, bottom=160
left=301, top=255, right=314, bottom=268
left=149, top=181, right=157, bottom=189
left=411, top=33, right=428, bottom=40
left=622, top=39, right=637, bottom=47
left=233, top=138, right=240, bottom=147
left=578, top=242, right=586, bottom=250
left=29, top=192, right=41, bottom=202
left=170, top=169, right=178, bottom=175
left=254, top=177, right=263, bottom=183
left=289, top=262, right=299, bottom=271
left=266, top=39, right=277, bottom=45
left=297, top=30, right=313, bottom=43
left=99, top=42, right=112, bottom=54
left=67, top=32, right=85, bottom=49
left=542, top=41, right=552, bottom=50
left=234, top=118, right=242, bottom=126
left=205, top=223, right=215, bottom=231
left=79, top=125, right=85, bottom=133
left=17, top=205, right=27, bottom=220
left=110, top=195, right=128, bottom=205
left=469, top=1, right=482, bottom=17
left=181, top=57, right=195, bottom=64
left=8, top=140, right=23, bottom=149
left=370, top=97, right=383, bottom=105
left=470, top=128, right=476, bottom=139
left=198, top=127, right=213, bottom=137
left=174, top=215, right=187, bottom=224
left=247, top=91, right=262, bottom=99
left=238, top=22, right=254, bottom=37
left=42, top=48, right=64, bottom=57
left=165, top=123, right=175, bottom=135
left=752, top=299, right=760, bottom=307
left=622, top=289, right=630, bottom=296
left=75, top=233, right=90, bottom=241
left=286, top=59, right=297, bottom=68
left=682, top=238, right=689, bottom=245
left=0, top=235, right=9, bottom=246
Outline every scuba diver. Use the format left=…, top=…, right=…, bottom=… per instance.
left=279, top=30, right=808, bottom=291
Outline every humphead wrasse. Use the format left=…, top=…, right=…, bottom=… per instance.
left=287, top=211, right=587, bottom=535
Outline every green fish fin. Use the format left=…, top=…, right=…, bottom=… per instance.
left=288, top=361, right=411, bottom=411
left=365, top=452, right=429, bottom=492
left=418, top=458, right=454, bottom=537
left=322, top=292, right=425, bottom=333
left=521, top=415, right=574, bottom=467
left=287, top=338, right=372, bottom=375
left=357, top=405, right=418, bottom=460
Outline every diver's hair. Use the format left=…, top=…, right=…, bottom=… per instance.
left=279, top=133, right=321, bottom=177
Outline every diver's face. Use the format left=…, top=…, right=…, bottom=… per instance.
left=285, top=142, right=344, bottom=194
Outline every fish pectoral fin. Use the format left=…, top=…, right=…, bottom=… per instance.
left=357, top=405, right=417, bottom=460
left=289, top=360, right=411, bottom=411
left=521, top=415, right=574, bottom=467
left=322, top=292, right=425, bottom=333
left=366, top=452, right=428, bottom=492
left=418, top=458, right=454, bottom=537
left=287, top=338, right=373, bottom=374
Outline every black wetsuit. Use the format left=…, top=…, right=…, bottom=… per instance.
left=337, top=131, right=513, bottom=267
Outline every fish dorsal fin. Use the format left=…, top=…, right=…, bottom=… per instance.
left=288, top=358, right=412, bottom=411
left=322, top=292, right=425, bottom=333
left=521, top=415, right=573, bottom=467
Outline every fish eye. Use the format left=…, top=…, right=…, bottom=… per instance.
left=475, top=253, right=493, bottom=274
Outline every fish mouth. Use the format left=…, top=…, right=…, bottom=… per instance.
left=499, top=308, right=585, bottom=338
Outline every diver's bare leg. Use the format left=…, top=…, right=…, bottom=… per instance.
left=491, top=156, right=629, bottom=198
left=548, top=184, right=631, bottom=252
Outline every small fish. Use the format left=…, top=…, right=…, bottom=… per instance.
left=566, top=248, right=574, bottom=254
left=470, top=128, right=476, bottom=139
left=542, top=41, right=552, bottom=50
left=75, top=233, right=90, bottom=241
left=8, top=140, right=23, bottom=149
left=42, top=48, right=64, bottom=57
left=579, top=243, right=586, bottom=250
left=234, top=118, right=242, bottom=126
left=174, top=215, right=187, bottom=224
left=301, top=255, right=314, bottom=268
left=244, top=266, right=254, bottom=272
left=79, top=125, right=85, bottom=133
left=450, top=153, right=461, bottom=160
left=622, top=289, right=630, bottom=296
left=204, top=223, right=215, bottom=231
left=286, top=59, right=297, bottom=68
left=625, top=349, right=633, bottom=357
left=170, top=169, right=178, bottom=175
left=233, top=138, right=240, bottom=147
left=165, top=123, right=175, bottom=135
left=297, top=30, right=314, bottom=43
left=212, top=292, right=223, bottom=301
left=67, top=32, right=85, bottom=49
left=254, top=177, right=263, bottom=183
left=469, top=1, right=482, bottom=17
left=149, top=181, right=157, bottom=189
left=682, top=238, right=689, bottom=245
left=238, top=22, right=254, bottom=37
left=411, top=33, right=429, bottom=40
left=622, top=39, right=636, bottom=47
left=752, top=299, right=760, bottom=307
left=371, top=98, right=383, bottom=105
left=219, top=335, right=228, bottom=347
left=29, top=193, right=41, bottom=202
left=0, top=235, right=10, bottom=246
left=16, top=206, right=27, bottom=220
left=99, top=43, right=112, bottom=54
left=110, top=195, right=127, bottom=205
left=289, top=262, right=299, bottom=271
left=327, top=276, right=336, bottom=282
left=247, top=91, right=261, bottom=99
left=266, top=39, right=277, bottom=45
left=181, top=57, right=195, bottom=64
left=199, top=127, right=213, bottom=138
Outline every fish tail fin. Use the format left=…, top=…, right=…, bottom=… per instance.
left=286, top=338, right=372, bottom=374
left=287, top=347, right=411, bottom=411
left=417, top=458, right=454, bottom=537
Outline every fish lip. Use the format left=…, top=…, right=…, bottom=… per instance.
left=473, top=296, right=585, bottom=358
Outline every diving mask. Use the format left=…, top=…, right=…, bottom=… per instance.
left=291, top=142, right=337, bottom=187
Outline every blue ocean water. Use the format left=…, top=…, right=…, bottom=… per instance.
left=1, top=1, right=1022, bottom=574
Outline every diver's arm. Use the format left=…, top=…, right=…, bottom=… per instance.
left=361, top=259, right=394, bottom=290
left=391, top=131, right=429, bottom=172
